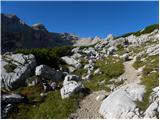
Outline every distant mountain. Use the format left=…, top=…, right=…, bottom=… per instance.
left=1, top=13, right=79, bottom=53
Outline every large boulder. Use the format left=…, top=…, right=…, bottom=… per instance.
left=61, top=56, right=82, bottom=69
left=35, top=64, right=63, bottom=81
left=146, top=44, right=159, bottom=56
left=107, top=46, right=117, bottom=55
left=99, top=83, right=145, bottom=119
left=63, top=74, right=82, bottom=86
left=144, top=87, right=159, bottom=119
left=1, top=53, right=36, bottom=90
left=60, top=74, right=83, bottom=99
left=60, top=81, right=81, bottom=99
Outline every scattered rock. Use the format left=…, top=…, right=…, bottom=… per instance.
left=2, top=94, right=24, bottom=104
left=35, top=64, right=63, bottom=81
left=60, top=81, right=82, bottom=99
left=61, top=56, right=82, bottom=69
left=94, top=68, right=101, bottom=75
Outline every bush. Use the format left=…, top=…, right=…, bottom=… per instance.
left=133, top=24, right=159, bottom=36
left=16, top=46, right=74, bottom=69
left=17, top=83, right=44, bottom=103
left=115, top=24, right=159, bottom=38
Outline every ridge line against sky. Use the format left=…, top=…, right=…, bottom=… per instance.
left=1, top=1, right=159, bottom=38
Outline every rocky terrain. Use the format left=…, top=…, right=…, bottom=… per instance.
left=1, top=13, right=79, bottom=53
left=1, top=14, right=159, bottom=119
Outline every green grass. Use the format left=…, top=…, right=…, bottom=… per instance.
left=135, top=55, right=159, bottom=112
left=133, top=57, right=145, bottom=70
left=116, top=44, right=127, bottom=55
left=4, top=62, right=17, bottom=73
left=136, top=72, right=159, bottom=111
left=8, top=90, right=82, bottom=119
left=14, top=83, right=44, bottom=103
left=115, top=24, right=159, bottom=38
left=73, top=68, right=87, bottom=76
left=85, top=56, right=124, bottom=91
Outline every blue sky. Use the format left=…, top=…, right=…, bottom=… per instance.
left=1, top=1, right=159, bottom=38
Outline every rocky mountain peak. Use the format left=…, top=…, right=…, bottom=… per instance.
left=32, top=23, right=48, bottom=32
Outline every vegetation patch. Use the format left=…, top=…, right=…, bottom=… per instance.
left=4, top=62, right=17, bottom=73
left=8, top=90, right=82, bottom=119
left=133, top=24, right=159, bottom=36
left=115, top=24, right=159, bottom=38
left=136, top=55, right=159, bottom=111
left=85, top=56, right=124, bottom=91
left=16, top=46, right=74, bottom=69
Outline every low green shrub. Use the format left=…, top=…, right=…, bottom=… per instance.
left=134, top=24, right=159, bottom=36
left=115, top=24, right=159, bottom=38
left=16, top=46, right=74, bottom=69
left=136, top=55, right=159, bottom=111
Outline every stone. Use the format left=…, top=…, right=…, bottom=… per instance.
left=96, top=91, right=109, bottom=102
left=107, top=46, right=117, bottom=55
left=144, top=102, right=159, bottom=118
left=35, top=64, right=63, bottom=81
left=61, top=56, right=82, bottom=69
left=63, top=74, right=82, bottom=88
left=146, top=44, right=159, bottom=56
left=40, top=92, right=48, bottom=97
left=72, top=53, right=82, bottom=59
left=82, top=74, right=93, bottom=80
left=2, top=94, right=24, bottom=104
left=71, top=47, right=81, bottom=53
left=1, top=104, right=13, bottom=118
left=1, top=53, right=36, bottom=90
left=94, top=68, right=101, bottom=75
left=26, top=76, right=41, bottom=87
left=60, top=81, right=82, bottom=99
left=50, top=82, right=57, bottom=90
left=121, top=53, right=129, bottom=61
left=68, top=66, right=76, bottom=73
left=105, top=34, right=114, bottom=41
left=99, top=83, right=145, bottom=119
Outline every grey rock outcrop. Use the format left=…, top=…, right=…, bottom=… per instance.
left=35, top=64, right=63, bottom=81
left=60, top=74, right=83, bottom=99
left=99, top=83, right=145, bottom=119
left=144, top=87, right=159, bottom=118
left=1, top=53, right=36, bottom=90
left=1, top=13, right=79, bottom=53
left=61, top=56, right=82, bottom=69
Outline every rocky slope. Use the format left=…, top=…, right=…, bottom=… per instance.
left=1, top=20, right=159, bottom=119
left=1, top=13, right=79, bottom=53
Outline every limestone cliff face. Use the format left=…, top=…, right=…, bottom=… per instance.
left=1, top=13, right=79, bottom=53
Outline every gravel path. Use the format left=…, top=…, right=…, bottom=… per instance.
left=121, top=60, right=140, bottom=84
left=70, top=60, right=140, bottom=119
left=70, top=91, right=106, bottom=119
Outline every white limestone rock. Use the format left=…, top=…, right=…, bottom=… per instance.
left=1, top=53, right=36, bottom=90
left=35, top=64, right=63, bottom=81
left=99, top=83, right=145, bottom=119
left=61, top=56, right=82, bottom=69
